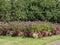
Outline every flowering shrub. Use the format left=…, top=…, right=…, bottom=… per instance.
left=11, top=30, right=20, bottom=37
left=40, top=29, right=50, bottom=37
left=25, top=22, right=52, bottom=32
left=0, top=21, right=59, bottom=38
left=2, top=28, right=8, bottom=35
left=51, top=27, right=60, bottom=35
left=0, top=29, right=3, bottom=35
left=23, top=30, right=32, bottom=37
left=32, top=33, right=38, bottom=38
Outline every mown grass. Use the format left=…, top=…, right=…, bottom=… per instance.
left=0, top=35, right=60, bottom=45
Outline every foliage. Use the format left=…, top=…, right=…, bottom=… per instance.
left=0, top=22, right=60, bottom=38
left=9, top=22, right=21, bottom=30
left=2, top=28, right=8, bottom=35
left=32, top=33, right=38, bottom=38
left=25, top=22, right=52, bottom=32
left=0, top=0, right=60, bottom=23
left=11, top=30, right=20, bottom=37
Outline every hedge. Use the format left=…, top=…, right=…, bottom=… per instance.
left=0, top=0, right=60, bottom=23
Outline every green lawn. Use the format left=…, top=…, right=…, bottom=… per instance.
left=0, top=35, right=60, bottom=45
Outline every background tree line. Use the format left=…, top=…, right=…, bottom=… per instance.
left=0, top=0, right=60, bottom=23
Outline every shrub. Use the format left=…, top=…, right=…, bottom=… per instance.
left=25, top=22, right=52, bottom=32
left=11, top=30, right=20, bottom=37
left=23, top=30, right=32, bottom=37
left=0, top=25, right=4, bottom=30
left=32, top=33, right=38, bottom=38
left=0, top=29, right=3, bottom=35
left=38, top=31, right=43, bottom=38
left=48, top=32, right=52, bottom=36
left=51, top=27, right=60, bottom=35
left=9, top=23, right=21, bottom=31
left=40, top=29, right=50, bottom=37
left=0, top=21, right=60, bottom=38
left=0, top=0, right=60, bottom=23
left=2, top=28, right=8, bottom=36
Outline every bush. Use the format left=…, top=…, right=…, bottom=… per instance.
left=23, top=30, right=32, bottom=37
left=11, top=30, right=20, bottom=37
left=25, top=22, right=52, bottom=32
left=51, top=27, right=60, bottom=35
left=40, top=29, right=50, bottom=37
left=0, top=0, right=60, bottom=23
left=24, top=22, right=52, bottom=37
left=38, top=31, right=43, bottom=38
left=32, top=30, right=42, bottom=38
left=9, top=22, right=21, bottom=31
left=2, top=28, right=8, bottom=36
left=0, top=21, right=60, bottom=38
left=0, top=25, right=4, bottom=30
left=32, top=33, right=38, bottom=38
left=0, top=29, right=3, bottom=35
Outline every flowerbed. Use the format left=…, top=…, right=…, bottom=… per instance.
left=0, top=21, right=60, bottom=38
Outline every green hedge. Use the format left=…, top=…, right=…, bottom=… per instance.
left=0, top=0, right=60, bottom=23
